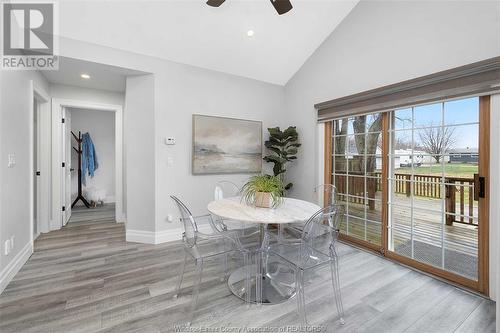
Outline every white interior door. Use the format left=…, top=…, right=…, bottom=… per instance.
left=62, top=108, right=72, bottom=225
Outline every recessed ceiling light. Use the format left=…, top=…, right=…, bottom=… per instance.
left=81, top=74, right=90, bottom=79
left=247, top=30, right=254, bottom=37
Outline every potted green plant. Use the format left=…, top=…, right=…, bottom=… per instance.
left=263, top=126, right=301, bottom=191
left=241, top=175, right=284, bottom=208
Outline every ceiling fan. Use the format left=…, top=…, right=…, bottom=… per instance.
left=206, top=0, right=293, bottom=15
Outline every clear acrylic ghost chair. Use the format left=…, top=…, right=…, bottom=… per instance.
left=212, top=181, right=259, bottom=238
left=267, top=205, right=345, bottom=326
left=285, top=184, right=338, bottom=239
left=170, top=195, right=251, bottom=326
left=212, top=181, right=245, bottom=231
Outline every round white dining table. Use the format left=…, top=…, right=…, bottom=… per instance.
left=207, top=196, right=320, bottom=224
left=207, top=196, right=321, bottom=305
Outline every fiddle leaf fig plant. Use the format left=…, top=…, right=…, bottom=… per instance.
left=263, top=126, right=301, bottom=191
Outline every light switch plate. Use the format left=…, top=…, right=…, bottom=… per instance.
left=164, top=138, right=176, bottom=145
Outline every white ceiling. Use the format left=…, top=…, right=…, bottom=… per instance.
left=42, top=56, right=146, bottom=92
left=58, top=0, right=359, bottom=85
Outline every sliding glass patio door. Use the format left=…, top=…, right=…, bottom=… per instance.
left=326, top=95, right=490, bottom=293
left=330, top=114, right=384, bottom=250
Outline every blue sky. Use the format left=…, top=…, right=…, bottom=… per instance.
left=395, top=97, right=479, bottom=149
left=339, top=96, right=479, bottom=150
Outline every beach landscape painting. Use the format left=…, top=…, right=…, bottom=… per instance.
left=192, top=115, right=262, bottom=174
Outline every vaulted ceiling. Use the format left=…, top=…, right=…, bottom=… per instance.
left=58, top=0, right=359, bottom=85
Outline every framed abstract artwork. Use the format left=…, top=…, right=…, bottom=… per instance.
left=192, top=114, right=262, bottom=174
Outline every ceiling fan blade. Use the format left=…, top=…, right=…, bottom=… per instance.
left=206, top=0, right=226, bottom=7
left=270, top=0, right=293, bottom=15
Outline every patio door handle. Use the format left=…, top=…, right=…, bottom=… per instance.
left=474, top=174, right=485, bottom=200
left=478, top=176, right=485, bottom=199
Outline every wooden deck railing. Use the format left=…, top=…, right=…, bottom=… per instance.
left=445, top=176, right=476, bottom=226
left=335, top=172, right=476, bottom=226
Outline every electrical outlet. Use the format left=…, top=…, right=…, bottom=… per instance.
left=7, top=154, right=16, bottom=168
left=10, top=236, right=14, bottom=250
left=167, top=214, right=173, bottom=223
left=4, top=240, right=10, bottom=255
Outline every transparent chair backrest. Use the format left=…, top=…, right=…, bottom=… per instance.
left=313, top=184, right=337, bottom=208
left=170, top=195, right=198, bottom=247
left=214, top=181, right=240, bottom=200
left=301, top=205, right=342, bottom=245
left=313, top=184, right=339, bottom=227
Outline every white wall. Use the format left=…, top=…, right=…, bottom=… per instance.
left=284, top=0, right=500, bottom=299
left=155, top=64, right=285, bottom=235
left=125, top=75, right=156, bottom=234
left=0, top=70, right=50, bottom=291
left=50, top=84, right=125, bottom=106
left=69, top=108, right=116, bottom=204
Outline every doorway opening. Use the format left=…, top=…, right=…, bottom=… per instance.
left=66, top=108, right=116, bottom=224
left=52, top=99, right=124, bottom=228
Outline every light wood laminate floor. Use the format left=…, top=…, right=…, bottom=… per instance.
left=0, top=205, right=495, bottom=332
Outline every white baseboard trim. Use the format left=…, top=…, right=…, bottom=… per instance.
left=126, top=229, right=157, bottom=244
left=0, top=241, right=33, bottom=294
left=126, top=224, right=213, bottom=245
left=115, top=214, right=126, bottom=223
left=105, top=195, right=115, bottom=203
left=49, top=218, right=60, bottom=231
left=155, top=228, right=183, bottom=244
left=126, top=228, right=182, bottom=244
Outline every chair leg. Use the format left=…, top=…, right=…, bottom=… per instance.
left=296, top=269, right=307, bottom=325
left=330, top=255, right=345, bottom=325
left=217, top=238, right=229, bottom=282
left=173, top=251, right=188, bottom=299
left=243, top=251, right=251, bottom=306
left=188, top=258, right=204, bottom=326
left=255, top=250, right=263, bottom=305
left=222, top=252, right=229, bottom=281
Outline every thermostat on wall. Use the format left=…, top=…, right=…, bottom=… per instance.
left=164, top=137, right=176, bottom=145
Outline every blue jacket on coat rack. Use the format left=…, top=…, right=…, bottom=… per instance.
left=81, top=132, right=98, bottom=186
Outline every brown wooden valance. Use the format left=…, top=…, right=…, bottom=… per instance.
left=315, top=56, right=500, bottom=122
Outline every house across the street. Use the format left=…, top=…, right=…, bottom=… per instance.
left=448, top=148, right=479, bottom=164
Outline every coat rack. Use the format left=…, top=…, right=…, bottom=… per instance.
left=71, top=131, right=90, bottom=208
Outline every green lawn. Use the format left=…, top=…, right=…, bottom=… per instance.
left=395, top=163, right=478, bottom=178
